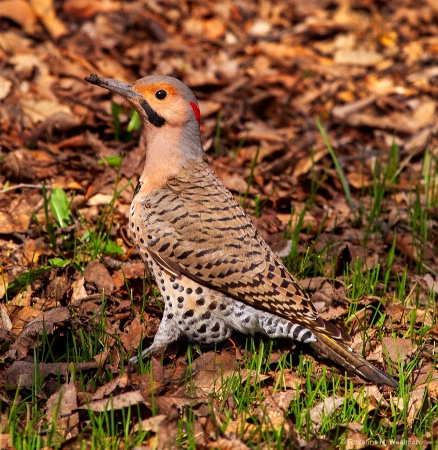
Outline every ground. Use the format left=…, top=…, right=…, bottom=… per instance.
left=0, top=0, right=437, bottom=448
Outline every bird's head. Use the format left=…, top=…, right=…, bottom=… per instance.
left=85, top=74, right=201, bottom=130
left=85, top=74, right=206, bottom=176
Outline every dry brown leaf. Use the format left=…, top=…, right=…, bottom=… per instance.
left=19, top=98, right=72, bottom=127
left=63, top=0, right=121, bottom=19
left=257, top=390, right=297, bottom=423
left=258, top=42, right=323, bottom=63
left=146, top=389, right=201, bottom=414
left=381, top=337, right=417, bottom=364
left=0, top=0, right=38, bottom=34
left=93, top=350, right=110, bottom=367
left=406, top=386, right=428, bottom=427
left=0, top=272, right=8, bottom=300
left=342, top=111, right=419, bottom=134
left=225, top=407, right=294, bottom=444
left=239, top=122, right=289, bottom=144
left=29, top=0, right=67, bottom=38
left=343, top=422, right=368, bottom=450
left=132, top=414, right=167, bottom=433
left=346, top=171, right=375, bottom=189
left=0, top=435, right=11, bottom=449
left=224, top=418, right=266, bottom=443
left=9, top=305, right=43, bottom=335
left=0, top=304, right=12, bottom=332
left=9, top=307, right=70, bottom=359
left=78, top=391, right=145, bottom=412
left=120, top=316, right=146, bottom=353
left=366, top=74, right=396, bottom=95
left=4, top=361, right=98, bottom=387
left=46, top=383, right=79, bottom=439
left=183, top=17, right=226, bottom=40
left=70, top=278, right=88, bottom=305
left=352, top=386, right=386, bottom=413
left=207, top=437, right=250, bottom=450
left=84, top=260, right=115, bottom=294
left=270, top=368, right=304, bottom=390
left=0, top=195, right=35, bottom=234
left=120, top=312, right=160, bottom=356
left=307, top=395, right=345, bottom=432
left=22, top=238, right=52, bottom=266
left=87, top=193, right=114, bottom=206
left=45, top=274, right=70, bottom=307
left=422, top=274, right=438, bottom=295
left=192, top=349, right=239, bottom=394
left=411, top=98, right=436, bottom=128
left=218, top=171, right=255, bottom=195
left=0, top=76, right=13, bottom=101
left=428, top=379, right=438, bottom=399
left=144, top=407, right=179, bottom=450
left=131, top=357, right=165, bottom=396
left=91, top=373, right=130, bottom=401
left=292, top=148, right=327, bottom=179
left=198, top=100, right=222, bottom=118
left=112, top=260, right=147, bottom=289
left=332, top=96, right=376, bottom=120
left=334, top=49, right=384, bottom=66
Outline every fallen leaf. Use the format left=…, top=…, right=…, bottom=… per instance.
left=19, top=98, right=72, bottom=127
left=9, top=305, right=43, bottom=335
left=132, top=414, right=167, bottom=433
left=0, top=305, right=12, bottom=331
left=306, top=395, right=345, bottom=432
left=147, top=406, right=179, bottom=450
left=343, top=422, right=368, bottom=450
left=78, top=391, right=145, bottom=412
left=380, top=337, right=418, bottom=364
left=9, top=307, right=70, bottom=359
left=0, top=0, right=38, bottom=34
left=70, top=277, right=88, bottom=305
left=5, top=361, right=98, bottom=387
left=257, top=390, right=297, bottom=424
left=84, top=260, right=115, bottom=294
left=406, top=386, right=428, bottom=427
left=29, top=0, right=67, bottom=38
left=0, top=194, right=35, bottom=234
left=63, top=0, right=121, bottom=19
left=91, top=373, right=130, bottom=401
left=207, top=437, right=250, bottom=450
left=334, top=49, right=384, bottom=66
left=46, top=383, right=79, bottom=439
left=0, top=76, right=13, bottom=101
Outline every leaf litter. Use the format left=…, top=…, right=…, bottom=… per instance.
left=0, top=0, right=437, bottom=448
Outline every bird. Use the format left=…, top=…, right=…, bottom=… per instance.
left=85, top=73, right=398, bottom=388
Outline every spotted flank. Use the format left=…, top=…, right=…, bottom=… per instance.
left=130, top=249, right=316, bottom=362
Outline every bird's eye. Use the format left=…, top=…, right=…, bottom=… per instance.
left=155, top=90, right=167, bottom=100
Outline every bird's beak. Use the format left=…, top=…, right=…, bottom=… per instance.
left=85, top=74, right=141, bottom=100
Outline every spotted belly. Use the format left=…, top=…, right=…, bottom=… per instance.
left=140, top=250, right=316, bottom=349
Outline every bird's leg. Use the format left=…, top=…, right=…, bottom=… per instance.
left=129, top=316, right=181, bottom=363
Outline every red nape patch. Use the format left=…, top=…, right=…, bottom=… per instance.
left=190, top=102, right=201, bottom=126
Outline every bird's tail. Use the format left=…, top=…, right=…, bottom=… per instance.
left=310, top=331, right=398, bottom=388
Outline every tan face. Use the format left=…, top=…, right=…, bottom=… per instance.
left=131, top=82, right=191, bottom=127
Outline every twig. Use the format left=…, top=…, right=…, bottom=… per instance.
left=0, top=184, right=53, bottom=194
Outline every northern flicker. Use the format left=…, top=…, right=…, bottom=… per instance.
left=85, top=74, right=398, bottom=388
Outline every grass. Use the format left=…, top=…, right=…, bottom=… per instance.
left=2, top=332, right=433, bottom=449
left=2, top=132, right=438, bottom=449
